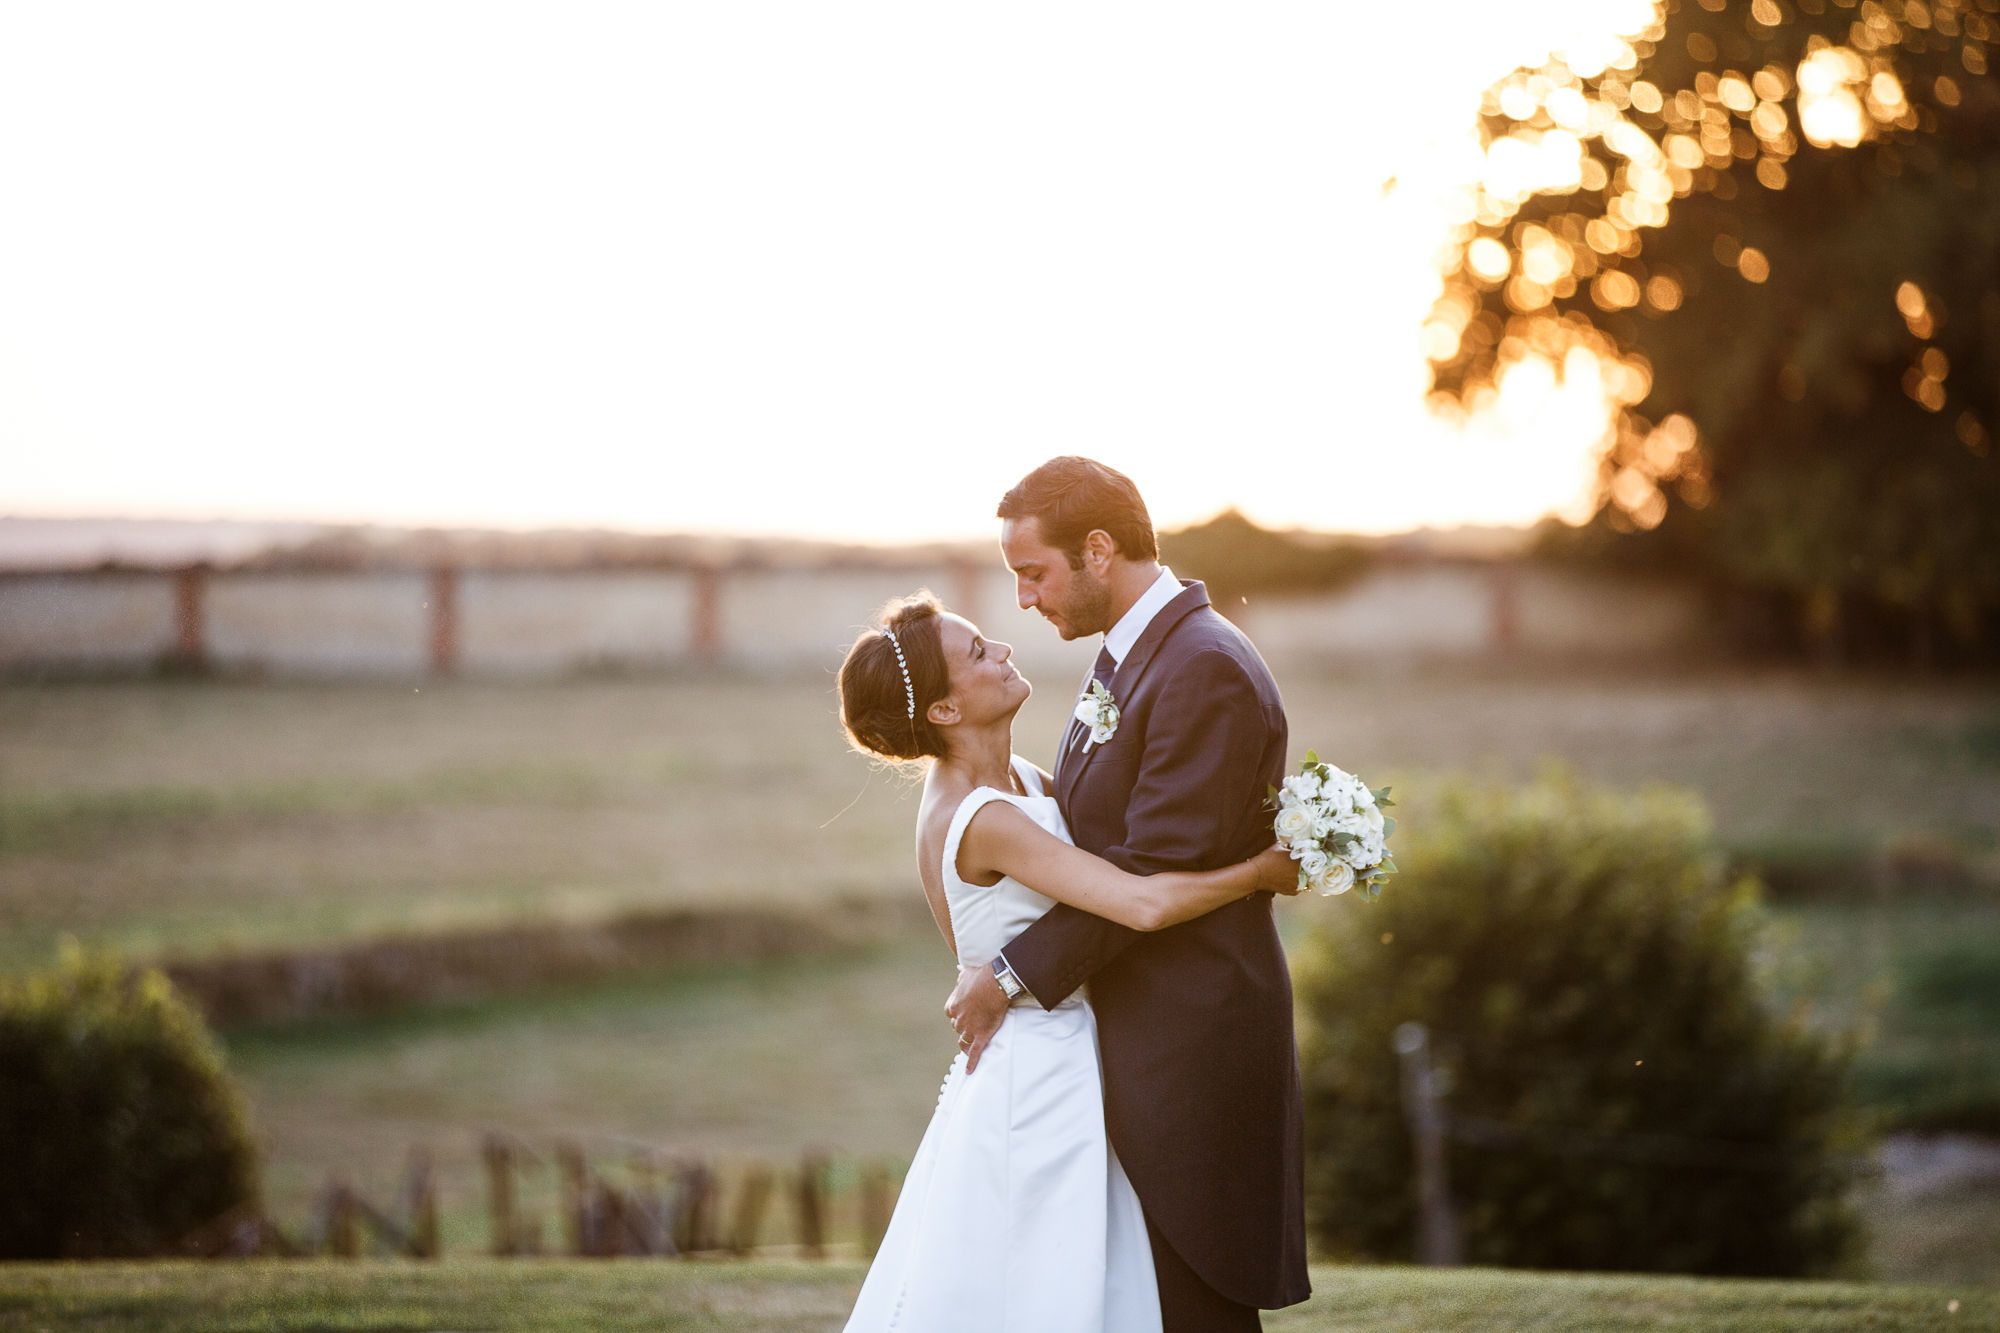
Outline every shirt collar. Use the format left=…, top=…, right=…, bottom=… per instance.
left=1103, top=566, right=1181, bottom=666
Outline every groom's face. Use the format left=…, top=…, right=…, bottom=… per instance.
left=1001, top=517, right=1114, bottom=642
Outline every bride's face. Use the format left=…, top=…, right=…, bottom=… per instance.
left=933, top=613, right=1031, bottom=726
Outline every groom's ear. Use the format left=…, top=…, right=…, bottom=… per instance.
left=1081, top=528, right=1117, bottom=572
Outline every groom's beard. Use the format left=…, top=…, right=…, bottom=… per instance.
left=1051, top=564, right=1115, bottom=640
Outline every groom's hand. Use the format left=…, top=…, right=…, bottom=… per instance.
left=945, top=964, right=1008, bottom=1072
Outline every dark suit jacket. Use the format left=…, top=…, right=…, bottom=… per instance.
left=1004, top=580, right=1310, bottom=1311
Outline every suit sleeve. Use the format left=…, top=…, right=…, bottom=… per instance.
left=1003, top=648, right=1275, bottom=1008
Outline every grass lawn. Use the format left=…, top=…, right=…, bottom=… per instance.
left=0, top=1260, right=1990, bottom=1333
left=3, top=669, right=1995, bottom=971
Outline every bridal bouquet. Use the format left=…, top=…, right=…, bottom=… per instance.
left=1270, top=752, right=1396, bottom=898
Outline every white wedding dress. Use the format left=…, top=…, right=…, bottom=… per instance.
left=842, top=757, right=1161, bottom=1333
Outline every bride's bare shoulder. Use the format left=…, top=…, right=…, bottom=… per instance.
left=915, top=768, right=976, bottom=858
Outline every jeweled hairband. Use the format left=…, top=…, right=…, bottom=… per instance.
left=881, top=628, right=915, bottom=718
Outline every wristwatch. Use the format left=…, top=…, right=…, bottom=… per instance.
left=992, top=955, right=1028, bottom=1005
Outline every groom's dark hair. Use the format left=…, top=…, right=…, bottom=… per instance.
left=997, top=456, right=1158, bottom=568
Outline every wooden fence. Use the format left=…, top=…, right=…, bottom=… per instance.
left=180, top=1139, right=905, bottom=1261
left=1, top=560, right=1708, bottom=679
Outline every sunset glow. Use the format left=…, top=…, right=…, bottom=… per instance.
left=0, top=2, right=1662, bottom=544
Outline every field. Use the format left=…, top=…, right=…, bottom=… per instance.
left=223, top=940, right=964, bottom=1256
left=1, top=1260, right=1992, bottom=1333
left=4, top=668, right=1995, bottom=970
left=3, top=669, right=1997, bottom=1286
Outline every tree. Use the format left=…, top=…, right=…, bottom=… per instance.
left=1157, top=509, right=1370, bottom=611
left=1427, top=0, right=2000, bottom=664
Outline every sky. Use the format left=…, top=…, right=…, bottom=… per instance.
left=0, top=2, right=1653, bottom=544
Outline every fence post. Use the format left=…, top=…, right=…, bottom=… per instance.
left=557, top=1141, right=592, bottom=1256
left=796, top=1152, right=828, bottom=1260
left=859, top=1163, right=892, bottom=1259
left=327, top=1180, right=360, bottom=1259
left=429, top=566, right=460, bottom=675
left=400, top=1148, right=440, bottom=1259
left=729, top=1165, right=774, bottom=1255
left=483, top=1134, right=517, bottom=1256
left=631, top=1152, right=671, bottom=1256
left=171, top=564, right=208, bottom=667
left=691, top=566, right=723, bottom=664
left=675, top=1160, right=717, bottom=1254
left=1393, top=1022, right=1463, bottom=1267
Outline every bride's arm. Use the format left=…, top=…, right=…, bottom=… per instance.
left=958, top=803, right=1300, bottom=931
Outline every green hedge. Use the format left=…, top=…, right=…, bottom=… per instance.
left=1295, top=776, right=1863, bottom=1276
left=0, top=948, right=259, bottom=1258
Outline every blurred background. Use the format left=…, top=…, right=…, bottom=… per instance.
left=2, top=0, right=1996, bottom=1291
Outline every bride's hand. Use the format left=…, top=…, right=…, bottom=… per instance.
left=1250, top=843, right=1304, bottom=896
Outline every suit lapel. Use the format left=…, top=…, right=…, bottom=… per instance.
left=1055, top=581, right=1212, bottom=810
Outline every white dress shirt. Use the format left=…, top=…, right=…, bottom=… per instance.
left=1102, top=565, right=1183, bottom=667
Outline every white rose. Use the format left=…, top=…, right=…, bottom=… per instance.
left=1073, top=683, right=1118, bottom=745
left=1298, top=847, right=1329, bottom=879
left=1361, top=804, right=1385, bottom=837
left=1312, top=860, right=1356, bottom=896
left=1281, top=773, right=1321, bottom=804
left=1274, top=805, right=1316, bottom=846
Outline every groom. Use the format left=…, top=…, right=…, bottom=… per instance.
left=946, top=456, right=1310, bottom=1330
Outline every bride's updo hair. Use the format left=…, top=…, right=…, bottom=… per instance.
left=839, top=591, right=952, bottom=762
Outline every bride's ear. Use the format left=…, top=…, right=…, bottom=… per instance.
left=926, top=695, right=960, bottom=728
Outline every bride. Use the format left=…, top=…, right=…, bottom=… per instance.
left=836, top=592, right=1298, bottom=1333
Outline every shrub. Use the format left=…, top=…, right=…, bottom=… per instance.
left=1295, top=775, right=1862, bottom=1276
left=0, top=947, right=259, bottom=1258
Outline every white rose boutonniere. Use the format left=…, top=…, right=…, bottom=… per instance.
left=1073, top=679, right=1120, bottom=751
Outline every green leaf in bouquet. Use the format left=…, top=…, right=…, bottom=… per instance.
left=1371, top=785, right=1394, bottom=807
left=1326, top=831, right=1357, bottom=851
left=1382, top=816, right=1397, bottom=839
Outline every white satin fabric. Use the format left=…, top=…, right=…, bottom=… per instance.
left=842, top=758, right=1161, bottom=1333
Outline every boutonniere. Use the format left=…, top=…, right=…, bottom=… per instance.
left=1073, top=679, right=1120, bottom=752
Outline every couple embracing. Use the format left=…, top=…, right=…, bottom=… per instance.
left=837, top=457, right=1311, bottom=1332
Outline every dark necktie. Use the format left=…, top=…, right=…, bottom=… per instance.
left=1070, top=645, right=1118, bottom=756
left=1091, top=645, right=1116, bottom=691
